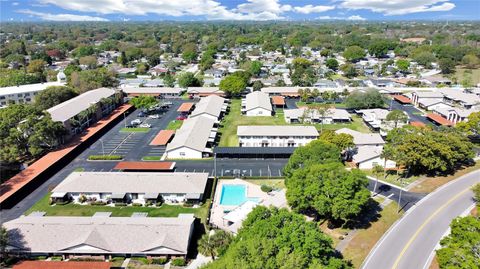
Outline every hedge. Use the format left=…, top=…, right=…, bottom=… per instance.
left=152, top=257, right=168, bottom=265
left=171, top=257, right=186, bottom=266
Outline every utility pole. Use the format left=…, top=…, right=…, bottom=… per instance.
left=123, top=112, right=127, bottom=128
left=100, top=139, right=105, bottom=156
left=214, top=152, right=217, bottom=180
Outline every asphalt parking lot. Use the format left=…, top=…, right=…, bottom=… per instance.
left=390, top=99, right=432, bottom=125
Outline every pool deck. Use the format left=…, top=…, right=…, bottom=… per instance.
left=210, top=178, right=287, bottom=233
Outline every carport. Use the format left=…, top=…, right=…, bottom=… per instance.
left=177, top=102, right=194, bottom=113
left=392, top=95, right=412, bottom=104
left=214, top=147, right=296, bottom=159
left=113, top=161, right=176, bottom=171
left=426, top=113, right=454, bottom=126
left=150, top=130, right=175, bottom=146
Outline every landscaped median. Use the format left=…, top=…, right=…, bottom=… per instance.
left=120, top=127, right=150, bottom=132
left=87, top=155, right=123, bottom=161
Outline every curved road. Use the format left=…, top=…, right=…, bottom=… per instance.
left=362, top=169, right=480, bottom=269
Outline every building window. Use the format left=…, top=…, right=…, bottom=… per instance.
left=180, top=152, right=186, bottom=156
left=131, top=193, right=138, bottom=199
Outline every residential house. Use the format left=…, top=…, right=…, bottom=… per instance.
left=187, top=87, right=225, bottom=97
left=237, top=125, right=319, bottom=147
left=51, top=172, right=209, bottom=205
left=190, top=95, right=228, bottom=121
left=335, top=128, right=385, bottom=147
left=3, top=214, right=195, bottom=259
left=411, top=91, right=444, bottom=108
left=284, top=108, right=351, bottom=124
left=358, top=108, right=408, bottom=136
left=242, top=91, right=272, bottom=116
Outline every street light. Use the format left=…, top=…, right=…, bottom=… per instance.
left=99, top=139, right=105, bottom=156
left=123, top=112, right=127, bottom=128
left=214, top=152, right=217, bottom=180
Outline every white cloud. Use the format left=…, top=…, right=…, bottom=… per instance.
left=17, top=9, right=109, bottom=21
left=347, top=15, right=366, bottom=20
left=37, top=0, right=336, bottom=20
left=293, top=5, right=335, bottom=14
left=317, top=15, right=366, bottom=21
left=338, top=0, right=455, bottom=15
left=12, top=2, right=19, bottom=6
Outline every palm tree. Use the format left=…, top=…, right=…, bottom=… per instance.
left=198, top=233, right=217, bottom=260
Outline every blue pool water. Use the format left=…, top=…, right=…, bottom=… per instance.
left=219, top=184, right=258, bottom=206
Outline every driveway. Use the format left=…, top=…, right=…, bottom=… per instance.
left=362, top=169, right=480, bottom=269
left=389, top=100, right=431, bottom=125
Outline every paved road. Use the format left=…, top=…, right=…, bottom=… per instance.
left=362, top=169, right=480, bottom=269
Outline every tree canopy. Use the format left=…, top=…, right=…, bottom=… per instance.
left=219, top=74, right=247, bottom=96
left=202, top=207, right=351, bottom=269
left=345, top=89, right=385, bottom=109
left=386, top=110, right=408, bottom=128
left=34, top=86, right=78, bottom=111
left=343, top=46, right=366, bottom=63
left=129, top=95, right=157, bottom=109
left=319, top=130, right=354, bottom=151
left=178, top=72, right=202, bottom=88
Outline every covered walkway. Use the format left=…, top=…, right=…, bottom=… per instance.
left=426, top=113, right=453, bottom=126
left=214, top=147, right=295, bottom=158
left=113, top=161, right=176, bottom=171
left=150, top=130, right=175, bottom=146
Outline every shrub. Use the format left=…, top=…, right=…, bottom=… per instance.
left=51, top=256, right=62, bottom=261
left=152, top=257, right=168, bottom=265
left=88, top=155, right=123, bottom=160
left=132, top=203, right=143, bottom=207
left=91, top=201, right=107, bottom=206
left=261, top=185, right=273, bottom=193
left=183, top=202, right=194, bottom=208
left=114, top=202, right=127, bottom=207
left=171, top=257, right=186, bottom=266
left=145, top=201, right=153, bottom=206
left=78, top=194, right=87, bottom=203
left=156, top=201, right=163, bottom=207
left=131, top=257, right=149, bottom=264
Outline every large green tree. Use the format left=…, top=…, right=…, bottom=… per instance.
left=319, top=130, right=354, bottom=151
left=386, top=110, right=409, bottom=128
left=283, top=140, right=341, bottom=178
left=343, top=46, right=366, bottom=63
left=198, top=230, right=233, bottom=260
left=178, top=72, right=202, bottom=88
left=34, top=86, right=78, bottom=111
left=202, top=207, right=351, bottom=269
left=286, top=162, right=370, bottom=222
left=69, top=68, right=118, bottom=93
left=219, top=75, right=247, bottom=96
left=345, top=89, right=385, bottom=109
left=129, top=95, right=157, bottom=109
left=456, top=112, right=480, bottom=135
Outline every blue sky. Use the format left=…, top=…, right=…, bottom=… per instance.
left=1, top=0, right=478, bottom=22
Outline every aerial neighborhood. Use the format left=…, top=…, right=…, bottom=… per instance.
left=0, top=10, right=479, bottom=269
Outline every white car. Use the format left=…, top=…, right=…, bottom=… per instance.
left=148, top=114, right=160, bottom=119
left=131, top=119, right=142, bottom=125
left=139, top=123, right=151, bottom=128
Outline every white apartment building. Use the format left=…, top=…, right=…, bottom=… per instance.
left=242, top=91, right=272, bottom=116
left=358, top=108, right=408, bottom=136
left=284, top=108, right=351, bottom=124
left=237, top=125, right=319, bottom=147
left=0, top=81, right=65, bottom=108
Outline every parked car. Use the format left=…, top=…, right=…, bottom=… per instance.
left=131, top=119, right=142, bottom=125
left=139, top=123, right=151, bottom=128
left=176, top=116, right=187, bottom=120
left=138, top=112, right=146, bottom=117
left=148, top=114, right=160, bottom=119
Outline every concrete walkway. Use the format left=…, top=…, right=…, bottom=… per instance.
left=186, top=254, right=212, bottom=269
left=121, top=258, right=130, bottom=268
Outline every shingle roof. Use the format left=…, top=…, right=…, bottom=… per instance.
left=166, top=116, right=216, bottom=152
left=352, top=146, right=383, bottom=163
left=52, top=172, right=208, bottom=195
left=237, top=125, right=319, bottom=137
left=244, top=91, right=272, bottom=112
left=47, top=88, right=117, bottom=123
left=335, top=128, right=385, bottom=145
left=190, top=95, right=226, bottom=119
left=4, top=214, right=195, bottom=255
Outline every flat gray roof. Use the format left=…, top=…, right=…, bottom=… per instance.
left=52, top=172, right=208, bottom=196
left=47, top=88, right=117, bottom=123
left=122, top=87, right=183, bottom=94
left=166, top=115, right=216, bottom=152
left=0, top=82, right=65, bottom=96
left=237, top=125, right=319, bottom=137
left=190, top=95, right=226, bottom=119
left=4, top=214, right=195, bottom=255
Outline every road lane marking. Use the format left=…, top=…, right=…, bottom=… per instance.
left=391, top=187, right=471, bottom=269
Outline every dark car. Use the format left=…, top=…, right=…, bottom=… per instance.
left=138, top=112, right=146, bottom=117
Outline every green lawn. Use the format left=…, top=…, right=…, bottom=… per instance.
left=26, top=193, right=210, bottom=222
left=166, top=120, right=183, bottom=130
left=120, top=127, right=150, bottom=133
left=312, top=115, right=370, bottom=133
left=218, top=99, right=287, bottom=147
left=245, top=179, right=286, bottom=189
left=362, top=169, right=419, bottom=187
left=142, top=156, right=162, bottom=161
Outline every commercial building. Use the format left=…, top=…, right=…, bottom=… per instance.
left=237, top=125, right=319, bottom=147
left=3, top=214, right=195, bottom=259
left=242, top=91, right=272, bottom=116
left=51, top=172, right=208, bottom=205
left=284, top=108, right=351, bottom=124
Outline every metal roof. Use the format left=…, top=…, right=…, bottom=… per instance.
left=214, top=147, right=296, bottom=154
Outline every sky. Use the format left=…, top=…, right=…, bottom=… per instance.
left=0, top=0, right=478, bottom=22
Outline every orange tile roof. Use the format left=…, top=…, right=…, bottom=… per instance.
left=177, top=102, right=194, bottom=112
left=392, top=95, right=411, bottom=104
left=271, top=96, right=285, bottom=106
left=13, top=261, right=111, bottom=269
left=150, top=130, right=175, bottom=146
left=0, top=104, right=133, bottom=207
left=410, top=121, right=426, bottom=127
left=426, top=113, right=453, bottom=126
left=114, top=161, right=175, bottom=170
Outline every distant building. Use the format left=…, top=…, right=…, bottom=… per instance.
left=187, top=87, right=225, bottom=97
left=237, top=125, right=319, bottom=147
left=242, top=91, right=272, bottom=116
left=190, top=95, right=228, bottom=121
left=358, top=108, right=408, bottom=136
left=284, top=108, right=351, bottom=124
left=4, top=214, right=195, bottom=259
left=0, top=81, right=65, bottom=108
left=122, top=87, right=184, bottom=98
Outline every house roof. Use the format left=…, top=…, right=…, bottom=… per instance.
left=150, top=130, right=175, bottom=146
left=244, top=91, right=272, bottom=112
left=13, top=261, right=111, bottom=269
left=47, top=88, right=117, bottom=123
left=410, top=121, right=426, bottom=127
left=166, top=115, right=216, bottom=152
left=237, top=125, right=319, bottom=137
left=122, top=87, right=183, bottom=95
left=352, top=146, right=383, bottom=163
left=393, top=95, right=411, bottom=104
left=4, top=214, right=195, bottom=255
left=418, top=98, right=444, bottom=107
left=426, top=113, right=454, bottom=126
left=0, top=82, right=65, bottom=96
left=413, top=91, right=444, bottom=98
left=177, top=102, right=194, bottom=112
left=358, top=108, right=389, bottom=121
left=187, top=87, right=223, bottom=94
left=52, top=172, right=208, bottom=195
left=271, top=95, right=285, bottom=106
left=113, top=161, right=175, bottom=171
left=190, top=95, right=226, bottom=119
left=335, top=128, right=385, bottom=145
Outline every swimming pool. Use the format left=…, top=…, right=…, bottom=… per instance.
left=219, top=184, right=258, bottom=206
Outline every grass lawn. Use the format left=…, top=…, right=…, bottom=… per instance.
left=166, top=120, right=183, bottom=130
left=218, top=99, right=287, bottom=146
left=410, top=161, right=480, bottom=193
left=26, top=193, right=210, bottom=224
left=142, top=156, right=162, bottom=161
left=454, top=68, right=480, bottom=85
left=73, top=167, right=84, bottom=172
left=314, top=115, right=370, bottom=133
left=245, top=179, right=285, bottom=189
left=342, top=202, right=404, bottom=268
left=120, top=127, right=150, bottom=133
left=362, top=169, right=419, bottom=188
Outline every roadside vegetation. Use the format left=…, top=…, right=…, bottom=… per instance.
left=120, top=127, right=150, bottom=133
